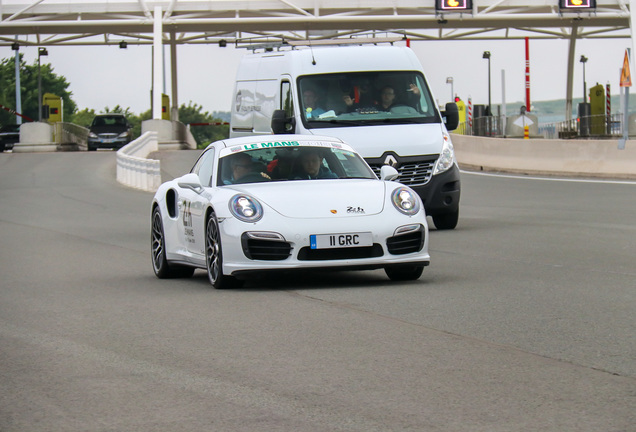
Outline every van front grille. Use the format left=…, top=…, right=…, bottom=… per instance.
left=368, top=158, right=436, bottom=186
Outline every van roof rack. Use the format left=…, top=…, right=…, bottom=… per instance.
left=286, top=37, right=403, bottom=47
left=237, top=36, right=403, bottom=52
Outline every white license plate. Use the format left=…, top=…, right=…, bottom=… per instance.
left=310, top=232, right=373, bottom=249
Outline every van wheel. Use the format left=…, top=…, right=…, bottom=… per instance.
left=432, top=210, right=459, bottom=230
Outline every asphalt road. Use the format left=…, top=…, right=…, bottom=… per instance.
left=1, top=150, right=635, bottom=431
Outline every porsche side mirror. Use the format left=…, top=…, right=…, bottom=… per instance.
left=178, top=173, right=204, bottom=194
left=380, top=165, right=399, bottom=181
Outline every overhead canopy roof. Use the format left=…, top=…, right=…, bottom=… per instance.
left=0, top=0, right=633, bottom=47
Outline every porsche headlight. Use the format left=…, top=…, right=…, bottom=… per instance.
left=433, top=134, right=456, bottom=175
left=229, top=195, right=263, bottom=222
left=391, top=187, right=421, bottom=215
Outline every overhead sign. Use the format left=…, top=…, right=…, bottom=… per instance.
left=620, top=49, right=632, bottom=87
left=436, top=0, right=473, bottom=12
left=559, top=0, right=596, bottom=9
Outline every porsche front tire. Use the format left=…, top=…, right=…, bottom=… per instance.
left=385, top=265, right=424, bottom=281
left=151, top=206, right=194, bottom=279
left=205, top=210, right=243, bottom=289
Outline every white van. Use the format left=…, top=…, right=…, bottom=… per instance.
left=230, top=44, right=460, bottom=229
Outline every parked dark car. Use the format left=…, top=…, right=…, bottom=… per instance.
left=87, top=113, right=133, bottom=151
left=0, top=124, right=21, bottom=152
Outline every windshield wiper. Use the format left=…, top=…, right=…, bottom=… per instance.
left=380, top=117, right=425, bottom=124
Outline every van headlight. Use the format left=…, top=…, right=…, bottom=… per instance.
left=433, top=134, right=456, bottom=175
left=229, top=194, right=263, bottom=222
left=391, top=187, right=421, bottom=215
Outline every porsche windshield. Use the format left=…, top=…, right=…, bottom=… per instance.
left=218, top=145, right=377, bottom=185
left=297, top=71, right=441, bottom=128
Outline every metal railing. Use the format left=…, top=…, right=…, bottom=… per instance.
left=538, top=114, right=623, bottom=139
left=458, top=114, right=625, bottom=140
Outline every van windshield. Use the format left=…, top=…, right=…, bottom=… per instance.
left=297, top=71, right=440, bottom=128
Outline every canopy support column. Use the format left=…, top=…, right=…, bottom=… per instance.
left=170, top=30, right=179, bottom=121
left=565, top=21, right=578, bottom=124
left=152, top=6, right=163, bottom=120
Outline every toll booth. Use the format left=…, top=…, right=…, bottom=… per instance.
left=589, top=83, right=605, bottom=136
left=43, top=93, right=62, bottom=123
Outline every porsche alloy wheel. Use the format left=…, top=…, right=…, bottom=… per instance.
left=151, top=206, right=194, bottom=279
left=205, top=211, right=242, bottom=289
left=384, top=265, right=424, bottom=281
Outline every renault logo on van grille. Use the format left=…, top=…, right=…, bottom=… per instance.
left=384, top=155, right=398, bottom=167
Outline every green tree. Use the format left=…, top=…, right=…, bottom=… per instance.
left=0, top=54, right=77, bottom=125
left=178, top=101, right=229, bottom=148
left=68, top=108, right=97, bottom=128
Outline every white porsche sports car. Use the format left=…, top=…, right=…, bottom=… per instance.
left=151, top=135, right=430, bottom=288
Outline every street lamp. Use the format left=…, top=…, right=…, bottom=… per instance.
left=37, top=47, right=48, bottom=122
left=482, top=51, right=491, bottom=115
left=446, top=77, right=454, bottom=101
left=580, top=55, right=588, bottom=103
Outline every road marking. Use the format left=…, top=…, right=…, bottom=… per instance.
left=461, top=170, right=636, bottom=185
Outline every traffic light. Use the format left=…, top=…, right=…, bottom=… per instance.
left=559, top=0, right=596, bottom=10
left=436, top=0, right=473, bottom=12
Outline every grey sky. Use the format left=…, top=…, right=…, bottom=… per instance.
left=1, top=37, right=630, bottom=117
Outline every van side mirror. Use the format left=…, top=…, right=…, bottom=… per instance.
left=442, top=102, right=459, bottom=131
left=271, top=109, right=296, bottom=134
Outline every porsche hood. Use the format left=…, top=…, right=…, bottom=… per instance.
left=228, top=179, right=388, bottom=218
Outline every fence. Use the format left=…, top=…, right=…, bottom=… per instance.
left=463, top=113, right=625, bottom=140
left=538, top=114, right=623, bottom=139
left=116, top=131, right=161, bottom=192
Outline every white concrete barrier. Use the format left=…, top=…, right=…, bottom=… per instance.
left=451, top=134, right=636, bottom=179
left=142, top=119, right=197, bottom=150
left=12, top=122, right=56, bottom=153
left=116, top=131, right=162, bottom=192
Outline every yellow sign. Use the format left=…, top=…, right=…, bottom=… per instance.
left=589, top=83, right=605, bottom=135
left=620, top=50, right=632, bottom=87
left=43, top=93, right=62, bottom=123
left=162, top=93, right=170, bottom=120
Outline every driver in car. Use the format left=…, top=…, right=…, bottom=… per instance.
left=229, top=153, right=270, bottom=184
left=295, top=149, right=338, bottom=180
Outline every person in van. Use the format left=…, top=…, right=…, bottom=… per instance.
left=302, top=88, right=326, bottom=118
left=341, top=77, right=376, bottom=112
left=378, top=86, right=397, bottom=111
left=294, top=149, right=338, bottom=180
